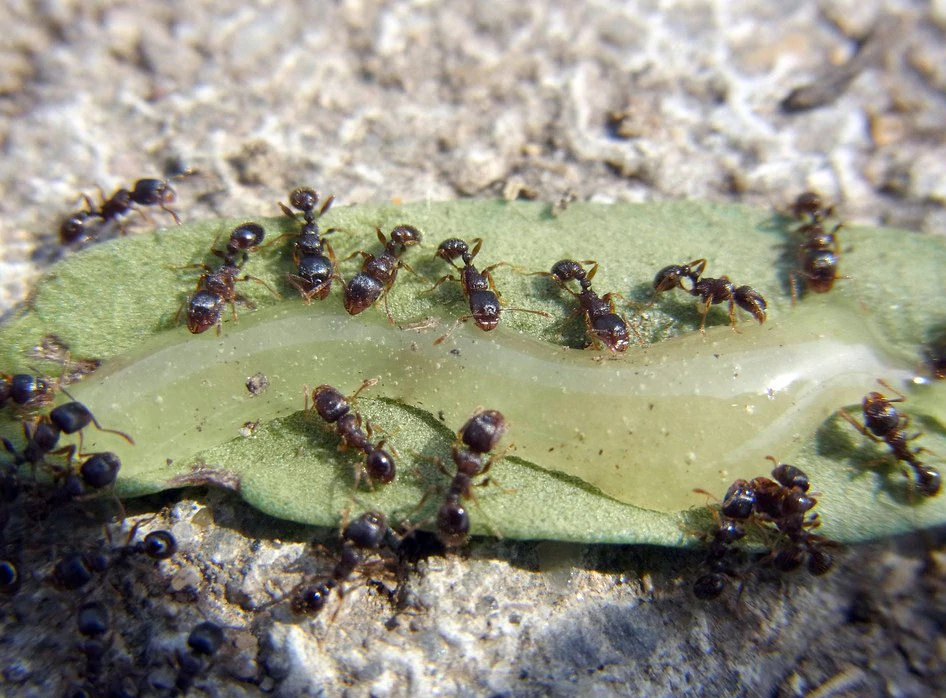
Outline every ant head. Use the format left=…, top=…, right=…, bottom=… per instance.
left=187, top=291, right=224, bottom=334
left=460, top=409, right=506, bottom=454
left=389, top=225, right=422, bottom=246
left=80, top=452, right=121, bottom=489
left=550, top=259, right=584, bottom=283
left=435, top=238, right=468, bottom=262
left=132, top=178, right=176, bottom=206
left=289, top=188, right=320, bottom=213
left=343, top=510, right=388, bottom=549
left=229, top=222, right=265, bottom=250
left=49, top=401, right=94, bottom=435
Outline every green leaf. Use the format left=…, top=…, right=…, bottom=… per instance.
left=2, top=200, right=944, bottom=545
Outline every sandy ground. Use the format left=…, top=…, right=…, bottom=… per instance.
left=1, top=2, right=945, bottom=696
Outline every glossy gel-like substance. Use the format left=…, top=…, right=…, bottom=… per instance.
left=66, top=296, right=936, bottom=513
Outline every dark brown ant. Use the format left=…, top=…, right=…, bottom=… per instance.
left=694, top=458, right=834, bottom=599
left=290, top=510, right=396, bottom=616
left=652, top=258, right=766, bottom=333
left=780, top=191, right=845, bottom=300
left=839, top=380, right=941, bottom=497
left=0, top=372, right=55, bottom=410
left=689, top=276, right=767, bottom=333
left=545, top=259, right=634, bottom=352
left=278, top=187, right=338, bottom=303
left=790, top=221, right=843, bottom=300
left=181, top=258, right=275, bottom=335
left=60, top=178, right=181, bottom=244
left=343, top=225, right=422, bottom=320
left=430, top=238, right=549, bottom=343
left=436, top=409, right=507, bottom=547
left=306, top=381, right=396, bottom=488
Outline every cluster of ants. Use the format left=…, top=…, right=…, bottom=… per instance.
left=271, top=402, right=508, bottom=620
left=0, top=178, right=936, bottom=689
left=0, top=383, right=236, bottom=694
left=693, top=457, right=835, bottom=600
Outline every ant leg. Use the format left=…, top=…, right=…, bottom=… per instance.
left=789, top=271, right=801, bottom=305
left=727, top=300, right=742, bottom=334
left=876, top=379, right=907, bottom=402
left=59, top=389, right=135, bottom=445
left=422, top=274, right=458, bottom=295
left=698, top=300, right=712, bottom=334
left=434, top=315, right=472, bottom=345
left=837, top=409, right=883, bottom=442
left=319, top=195, right=335, bottom=217
left=381, top=293, right=397, bottom=325
left=239, top=274, right=281, bottom=300
left=349, top=377, right=380, bottom=404
left=340, top=250, right=373, bottom=264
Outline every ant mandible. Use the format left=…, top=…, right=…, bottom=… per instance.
left=278, top=187, right=339, bottom=303
left=343, top=225, right=422, bottom=321
left=430, top=237, right=549, bottom=343
left=839, top=380, right=941, bottom=497
left=544, top=259, right=634, bottom=352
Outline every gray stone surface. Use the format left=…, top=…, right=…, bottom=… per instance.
left=1, top=1, right=945, bottom=696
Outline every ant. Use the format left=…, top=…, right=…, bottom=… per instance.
left=174, top=621, right=224, bottom=696
left=52, top=529, right=177, bottom=590
left=544, top=259, right=634, bottom=352
left=180, top=226, right=277, bottom=334
left=343, top=224, right=422, bottom=320
left=2, top=399, right=134, bottom=472
left=60, top=178, right=181, bottom=244
left=278, top=187, right=339, bottom=303
left=0, top=372, right=55, bottom=410
left=839, top=380, right=941, bottom=497
left=430, top=238, right=549, bottom=343
left=70, top=601, right=111, bottom=690
left=652, top=258, right=766, bottom=333
left=306, top=381, right=396, bottom=489
left=693, top=458, right=834, bottom=599
left=436, top=409, right=507, bottom=547
left=289, top=510, right=397, bottom=616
